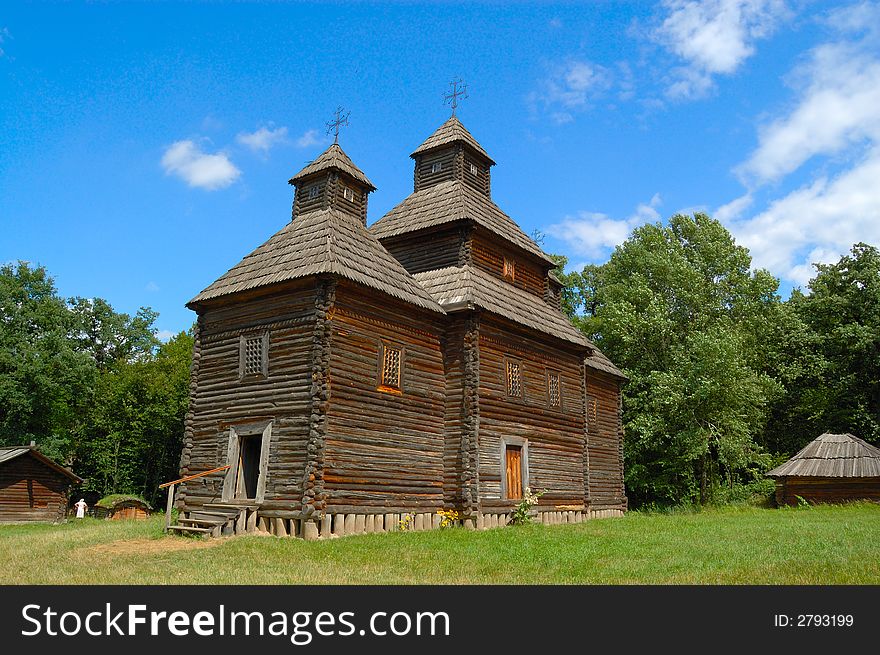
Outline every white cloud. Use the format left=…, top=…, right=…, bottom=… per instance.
left=295, top=129, right=321, bottom=148
left=729, top=146, right=880, bottom=286
left=714, top=193, right=753, bottom=222
left=529, top=59, right=610, bottom=123
left=653, top=0, right=789, bottom=99
left=547, top=194, right=663, bottom=259
left=161, top=140, right=241, bottom=190
left=155, top=330, right=176, bottom=342
left=236, top=125, right=289, bottom=154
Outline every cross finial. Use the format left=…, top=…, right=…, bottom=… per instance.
left=326, top=106, right=350, bottom=144
left=444, top=78, right=468, bottom=116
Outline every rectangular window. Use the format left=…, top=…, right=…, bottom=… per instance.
left=431, top=161, right=443, bottom=174
left=240, top=333, right=268, bottom=378
left=586, top=395, right=598, bottom=430
left=548, top=371, right=561, bottom=408
left=505, top=445, right=523, bottom=500
left=503, top=257, right=516, bottom=281
left=308, top=185, right=320, bottom=200
left=469, top=162, right=478, bottom=176
left=506, top=359, right=522, bottom=397
left=343, top=186, right=355, bottom=201
left=381, top=345, right=402, bottom=390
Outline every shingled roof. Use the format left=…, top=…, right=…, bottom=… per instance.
left=289, top=143, right=376, bottom=190
left=0, top=446, right=82, bottom=482
left=411, top=115, right=494, bottom=163
left=370, top=180, right=554, bottom=265
left=189, top=208, right=444, bottom=313
left=767, top=433, right=880, bottom=478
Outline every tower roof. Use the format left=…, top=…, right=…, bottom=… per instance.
left=411, top=115, right=495, bottom=164
left=767, top=433, right=880, bottom=478
left=289, top=143, right=376, bottom=189
left=188, top=207, right=443, bottom=313
left=370, top=179, right=555, bottom=265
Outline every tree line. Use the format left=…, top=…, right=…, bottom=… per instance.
left=0, top=262, right=191, bottom=506
left=2, top=214, right=877, bottom=508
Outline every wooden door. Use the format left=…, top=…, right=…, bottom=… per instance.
left=506, top=445, right=523, bottom=500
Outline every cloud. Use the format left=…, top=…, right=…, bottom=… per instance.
left=161, top=140, right=241, bottom=190
left=547, top=194, right=663, bottom=259
left=529, top=59, right=610, bottom=123
left=155, top=330, right=176, bottom=342
left=145, top=281, right=160, bottom=292
left=729, top=146, right=880, bottom=286
left=653, top=0, right=789, bottom=99
left=236, top=125, right=289, bottom=154
left=295, top=129, right=322, bottom=148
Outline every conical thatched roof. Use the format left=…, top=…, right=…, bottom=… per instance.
left=767, top=433, right=880, bottom=478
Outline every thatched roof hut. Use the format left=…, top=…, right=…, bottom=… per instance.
left=767, top=433, right=880, bottom=506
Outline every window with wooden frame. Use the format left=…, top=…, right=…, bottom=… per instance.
left=505, top=358, right=523, bottom=398
left=308, top=185, right=320, bottom=200
left=342, top=185, right=355, bottom=202
left=586, top=395, right=598, bottom=431
left=469, top=162, right=478, bottom=176
left=547, top=370, right=561, bottom=408
left=239, top=332, right=269, bottom=379
left=379, top=343, right=402, bottom=392
left=503, top=257, right=516, bottom=282
left=431, top=161, right=443, bottom=174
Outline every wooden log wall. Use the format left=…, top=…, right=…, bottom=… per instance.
left=586, top=372, right=627, bottom=510
left=413, top=149, right=456, bottom=192
left=380, top=226, right=463, bottom=275
left=775, top=477, right=880, bottom=506
left=180, top=282, right=317, bottom=512
left=460, top=149, right=491, bottom=196
left=476, top=317, right=586, bottom=512
left=292, top=177, right=326, bottom=218
left=293, top=172, right=368, bottom=225
left=470, top=231, right=546, bottom=298
left=322, top=281, right=447, bottom=513
left=0, top=455, right=72, bottom=522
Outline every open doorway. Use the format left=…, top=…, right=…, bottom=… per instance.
left=236, top=434, right=263, bottom=500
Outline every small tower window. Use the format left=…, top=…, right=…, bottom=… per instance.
left=343, top=186, right=355, bottom=202
left=586, top=395, right=598, bottom=430
left=380, top=344, right=402, bottom=390
left=240, top=332, right=268, bottom=378
left=505, top=358, right=522, bottom=398
left=431, top=161, right=443, bottom=174
left=308, top=185, right=320, bottom=200
left=469, top=162, right=478, bottom=176
left=503, top=257, right=516, bottom=282
left=548, top=371, right=561, bottom=408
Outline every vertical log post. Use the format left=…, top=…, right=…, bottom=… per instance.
left=164, top=484, right=175, bottom=533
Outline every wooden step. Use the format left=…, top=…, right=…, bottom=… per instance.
left=205, top=503, right=259, bottom=511
left=167, top=525, right=213, bottom=534
left=188, top=511, right=235, bottom=521
left=179, top=517, right=226, bottom=526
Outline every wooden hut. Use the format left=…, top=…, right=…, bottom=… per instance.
left=174, top=115, right=627, bottom=538
left=767, top=432, right=880, bottom=506
left=0, top=445, right=82, bottom=522
left=94, top=495, right=152, bottom=520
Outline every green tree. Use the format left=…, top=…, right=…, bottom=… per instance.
left=567, top=214, right=780, bottom=506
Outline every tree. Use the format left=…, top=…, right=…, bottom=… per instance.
left=565, top=214, right=780, bottom=506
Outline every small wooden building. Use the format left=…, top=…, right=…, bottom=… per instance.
left=176, top=115, right=627, bottom=538
left=0, top=445, right=82, bottom=522
left=767, top=432, right=880, bottom=506
left=94, top=495, right=152, bottom=520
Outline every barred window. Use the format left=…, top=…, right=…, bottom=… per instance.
left=506, top=359, right=522, bottom=397
left=240, top=333, right=268, bottom=378
left=308, top=185, right=320, bottom=200
left=381, top=345, right=402, bottom=389
left=469, top=162, right=478, bottom=176
left=431, top=161, right=443, bottom=174
left=343, top=186, right=355, bottom=201
left=503, top=257, right=516, bottom=282
left=587, top=395, right=598, bottom=429
left=548, top=372, right=561, bottom=408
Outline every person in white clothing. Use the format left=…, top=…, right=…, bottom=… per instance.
left=74, top=498, right=88, bottom=519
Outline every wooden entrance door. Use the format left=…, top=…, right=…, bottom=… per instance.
left=506, top=445, right=523, bottom=499
left=235, top=434, right=263, bottom=500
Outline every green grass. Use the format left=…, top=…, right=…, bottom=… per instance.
left=2, top=503, right=879, bottom=584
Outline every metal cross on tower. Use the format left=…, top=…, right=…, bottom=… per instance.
left=444, top=78, right=468, bottom=116
left=326, top=106, right=350, bottom=144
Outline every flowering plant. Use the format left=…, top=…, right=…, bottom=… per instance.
left=437, top=508, right=461, bottom=528
left=508, top=487, right=545, bottom=525
left=398, top=513, right=414, bottom=531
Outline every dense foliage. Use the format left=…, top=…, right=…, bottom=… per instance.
left=0, top=262, right=192, bottom=505
left=557, top=216, right=879, bottom=507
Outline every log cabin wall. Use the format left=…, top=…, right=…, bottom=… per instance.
left=413, top=149, right=456, bottom=192
left=380, top=225, right=464, bottom=275
left=179, top=281, right=317, bottom=512
left=322, top=281, right=447, bottom=514
left=0, top=455, right=72, bottom=522
left=775, top=476, right=880, bottom=506
left=470, top=230, right=547, bottom=298
left=585, top=372, right=627, bottom=510
left=476, top=316, right=587, bottom=513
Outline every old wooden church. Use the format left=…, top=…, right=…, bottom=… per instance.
left=174, top=114, right=627, bottom=538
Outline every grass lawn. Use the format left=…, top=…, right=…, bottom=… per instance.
left=1, top=503, right=878, bottom=584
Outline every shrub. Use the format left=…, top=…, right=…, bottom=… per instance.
left=508, top=487, right=545, bottom=525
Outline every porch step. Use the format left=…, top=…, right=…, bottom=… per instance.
left=167, top=525, right=213, bottom=534
left=189, top=510, right=236, bottom=522
left=179, top=517, right=226, bottom=526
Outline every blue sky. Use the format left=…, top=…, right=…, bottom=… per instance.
left=2, top=1, right=879, bottom=338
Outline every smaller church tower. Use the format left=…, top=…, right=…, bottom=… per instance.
left=289, top=143, right=376, bottom=225
left=411, top=115, right=494, bottom=196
